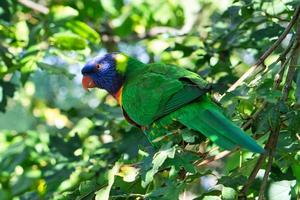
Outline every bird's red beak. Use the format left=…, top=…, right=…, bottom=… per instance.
left=82, top=75, right=96, bottom=91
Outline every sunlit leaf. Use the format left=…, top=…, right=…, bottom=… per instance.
left=50, top=32, right=87, bottom=50
left=95, top=163, right=120, bottom=200
left=15, top=21, right=29, bottom=46
left=65, top=21, right=100, bottom=44
left=50, top=5, right=79, bottom=21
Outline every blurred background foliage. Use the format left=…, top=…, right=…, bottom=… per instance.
left=0, top=0, right=300, bottom=199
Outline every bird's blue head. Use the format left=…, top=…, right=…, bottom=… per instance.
left=81, top=53, right=127, bottom=95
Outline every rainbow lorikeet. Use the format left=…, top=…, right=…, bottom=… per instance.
left=81, top=53, right=264, bottom=153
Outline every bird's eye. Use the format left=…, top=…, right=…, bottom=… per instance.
left=96, top=64, right=102, bottom=69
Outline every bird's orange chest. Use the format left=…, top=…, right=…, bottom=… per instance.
left=114, top=86, right=123, bottom=106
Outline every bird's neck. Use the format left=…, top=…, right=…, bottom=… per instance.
left=110, top=55, right=146, bottom=101
left=105, top=73, right=124, bottom=96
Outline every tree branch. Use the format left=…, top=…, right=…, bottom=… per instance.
left=240, top=132, right=274, bottom=197
left=282, top=19, right=300, bottom=100
left=18, top=0, right=49, bottom=14
left=198, top=6, right=300, bottom=192
left=219, top=5, right=300, bottom=100
left=241, top=9, right=300, bottom=199
left=258, top=126, right=280, bottom=200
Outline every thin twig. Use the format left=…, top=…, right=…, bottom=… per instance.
left=196, top=149, right=235, bottom=167
left=282, top=20, right=300, bottom=100
left=219, top=5, right=300, bottom=100
left=241, top=102, right=267, bottom=130
left=240, top=29, right=299, bottom=198
left=242, top=36, right=295, bottom=130
left=257, top=12, right=300, bottom=200
left=152, top=4, right=300, bottom=176
left=110, top=193, right=146, bottom=198
left=18, top=0, right=49, bottom=14
left=258, top=126, right=280, bottom=200
left=240, top=155, right=266, bottom=198
left=240, top=132, right=274, bottom=197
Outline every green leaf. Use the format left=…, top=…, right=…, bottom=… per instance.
left=79, top=180, right=96, bottom=196
left=15, top=21, right=29, bottom=46
left=222, top=187, right=236, bottom=200
left=202, top=196, right=221, bottom=200
left=50, top=32, right=87, bottom=50
left=65, top=21, right=100, bottom=44
left=142, top=144, right=176, bottom=187
left=50, top=6, right=79, bottom=21
left=0, top=142, right=27, bottom=173
left=148, top=182, right=185, bottom=200
left=69, top=117, right=94, bottom=139
left=0, top=189, right=11, bottom=200
left=95, top=162, right=120, bottom=200
left=194, top=190, right=222, bottom=200
left=255, top=79, right=282, bottom=103
left=165, top=151, right=198, bottom=173
left=99, top=0, right=119, bottom=15
left=12, top=169, right=41, bottom=196
left=288, top=111, right=300, bottom=135
left=118, top=165, right=139, bottom=182
left=254, top=103, right=280, bottom=133
left=291, top=164, right=300, bottom=182
left=112, top=14, right=133, bottom=37
left=251, top=24, right=285, bottom=41
left=38, top=62, right=75, bottom=79
left=181, top=130, right=196, bottom=143
left=219, top=175, right=247, bottom=188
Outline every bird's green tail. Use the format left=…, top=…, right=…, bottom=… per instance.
left=176, top=96, right=265, bottom=153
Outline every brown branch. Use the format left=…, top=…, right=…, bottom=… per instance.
left=242, top=35, right=295, bottom=130
left=240, top=43, right=296, bottom=199
left=282, top=19, right=300, bottom=100
left=240, top=132, right=274, bottom=197
left=219, top=5, right=300, bottom=99
left=258, top=16, right=300, bottom=198
left=258, top=126, right=280, bottom=200
left=239, top=155, right=266, bottom=198
left=18, top=0, right=49, bottom=14
left=241, top=101, right=267, bottom=130
left=203, top=5, right=300, bottom=168
left=241, top=10, right=300, bottom=199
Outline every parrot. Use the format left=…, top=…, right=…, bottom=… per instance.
left=81, top=53, right=264, bottom=153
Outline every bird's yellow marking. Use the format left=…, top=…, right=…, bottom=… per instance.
left=115, top=53, right=128, bottom=74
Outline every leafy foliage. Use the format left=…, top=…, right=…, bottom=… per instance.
left=0, top=0, right=299, bottom=199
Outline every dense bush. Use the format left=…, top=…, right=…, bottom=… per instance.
left=0, top=0, right=299, bottom=199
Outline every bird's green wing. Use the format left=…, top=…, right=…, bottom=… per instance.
left=122, top=62, right=210, bottom=126
left=173, top=97, right=265, bottom=153
left=145, top=96, right=264, bottom=153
